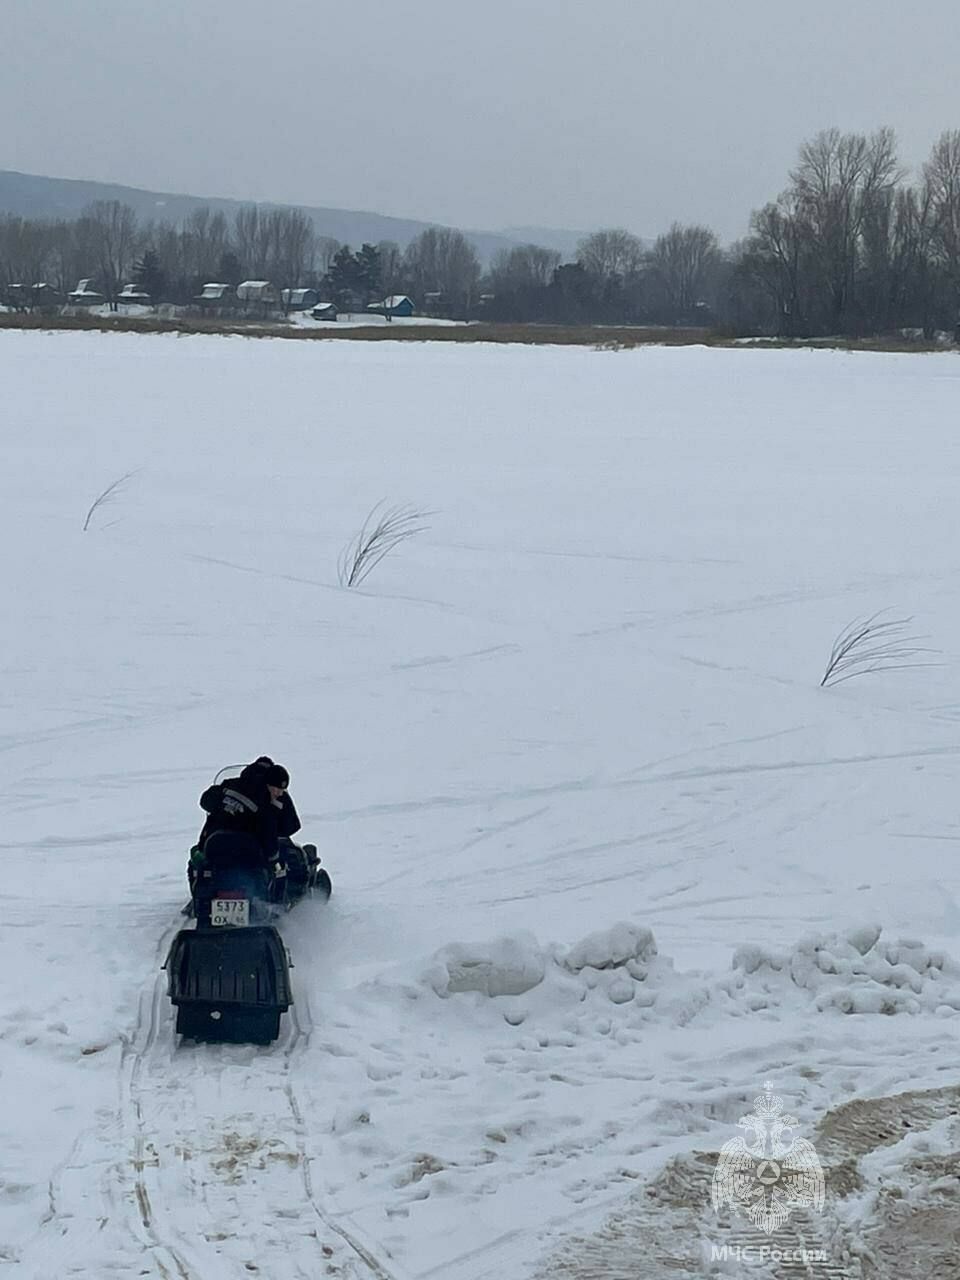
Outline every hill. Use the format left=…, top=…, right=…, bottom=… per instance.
left=0, top=168, right=587, bottom=262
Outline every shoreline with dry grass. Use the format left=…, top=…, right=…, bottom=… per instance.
left=0, top=311, right=955, bottom=354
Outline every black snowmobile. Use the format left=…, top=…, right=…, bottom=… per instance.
left=164, top=831, right=331, bottom=1045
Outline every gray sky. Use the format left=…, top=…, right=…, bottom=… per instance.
left=5, top=0, right=960, bottom=243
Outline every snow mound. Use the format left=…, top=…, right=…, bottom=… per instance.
left=562, top=921, right=657, bottom=974
left=423, top=931, right=546, bottom=998
left=419, top=920, right=960, bottom=1024
left=421, top=922, right=661, bottom=1003
left=729, top=924, right=960, bottom=1015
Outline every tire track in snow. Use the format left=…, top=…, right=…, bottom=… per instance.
left=18, top=919, right=201, bottom=1279
left=315, top=740, right=960, bottom=827
left=368, top=805, right=552, bottom=891
left=132, top=950, right=314, bottom=1277
left=123, top=904, right=403, bottom=1278
left=284, top=994, right=408, bottom=1280
left=121, top=938, right=204, bottom=1279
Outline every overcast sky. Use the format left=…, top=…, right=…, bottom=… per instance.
left=5, top=0, right=960, bottom=243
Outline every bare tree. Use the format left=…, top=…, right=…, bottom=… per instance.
left=893, top=184, right=939, bottom=335
left=576, top=228, right=644, bottom=283
left=739, top=201, right=810, bottom=334
left=45, top=218, right=84, bottom=295
left=337, top=503, right=431, bottom=588
left=179, top=207, right=230, bottom=285
left=923, top=130, right=960, bottom=319
left=316, top=236, right=342, bottom=278
left=233, top=205, right=271, bottom=279
left=81, top=201, right=138, bottom=307
left=266, top=208, right=315, bottom=290
left=647, top=222, right=721, bottom=320
left=0, top=216, right=54, bottom=293
left=489, top=243, right=561, bottom=293
left=858, top=183, right=939, bottom=334
left=377, top=240, right=404, bottom=296
left=789, top=128, right=901, bottom=332
left=403, top=227, right=481, bottom=313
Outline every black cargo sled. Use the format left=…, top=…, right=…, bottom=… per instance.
left=164, top=833, right=331, bottom=1045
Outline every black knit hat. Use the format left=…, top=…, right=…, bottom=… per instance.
left=264, top=763, right=289, bottom=788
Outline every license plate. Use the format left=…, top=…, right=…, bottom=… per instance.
left=210, top=898, right=250, bottom=927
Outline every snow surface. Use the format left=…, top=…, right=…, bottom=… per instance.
left=3, top=331, right=960, bottom=1276
left=60, top=303, right=466, bottom=328
left=289, top=310, right=465, bottom=329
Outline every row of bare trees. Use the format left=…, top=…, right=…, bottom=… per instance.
left=5, top=128, right=960, bottom=333
left=736, top=128, right=960, bottom=336
left=0, top=200, right=485, bottom=314
left=0, top=201, right=339, bottom=308
left=0, top=200, right=141, bottom=304
left=483, top=223, right=723, bottom=325
left=486, top=129, right=960, bottom=332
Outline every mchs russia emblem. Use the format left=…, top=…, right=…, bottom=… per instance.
left=712, top=1082, right=825, bottom=1235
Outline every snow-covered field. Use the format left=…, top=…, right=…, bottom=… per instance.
left=288, top=310, right=465, bottom=329
left=3, top=330, right=960, bottom=1278
left=58, top=303, right=465, bottom=329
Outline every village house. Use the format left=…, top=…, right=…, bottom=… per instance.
left=236, top=280, right=281, bottom=317
left=366, top=294, right=416, bottom=319
left=281, top=287, right=320, bottom=311
left=67, top=278, right=105, bottom=305
left=117, top=283, right=153, bottom=304
left=194, top=282, right=237, bottom=313
left=30, top=282, right=62, bottom=309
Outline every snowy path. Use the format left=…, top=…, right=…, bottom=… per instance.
left=17, top=908, right=403, bottom=1280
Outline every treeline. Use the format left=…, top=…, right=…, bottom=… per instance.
left=0, top=202, right=485, bottom=316
left=490, top=127, right=960, bottom=336
left=4, top=127, right=960, bottom=335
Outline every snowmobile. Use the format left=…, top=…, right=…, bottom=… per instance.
left=164, top=832, right=331, bottom=1045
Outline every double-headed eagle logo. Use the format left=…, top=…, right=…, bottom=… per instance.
left=712, top=1082, right=825, bottom=1234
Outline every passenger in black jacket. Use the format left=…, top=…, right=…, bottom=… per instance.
left=198, top=756, right=301, bottom=862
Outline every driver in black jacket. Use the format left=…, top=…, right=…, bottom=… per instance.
left=197, top=756, right=301, bottom=864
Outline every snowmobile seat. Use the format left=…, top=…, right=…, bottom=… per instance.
left=202, top=829, right=265, bottom=869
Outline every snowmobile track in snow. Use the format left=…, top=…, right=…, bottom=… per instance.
left=122, top=929, right=200, bottom=1279
left=17, top=920, right=201, bottom=1279
left=283, top=996, right=406, bottom=1280
left=122, top=910, right=404, bottom=1280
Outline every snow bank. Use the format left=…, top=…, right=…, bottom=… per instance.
left=561, top=921, right=657, bottom=974
left=422, top=920, right=663, bottom=1003
left=728, top=924, right=960, bottom=1016
left=420, top=920, right=960, bottom=1023
left=424, top=930, right=546, bottom=997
